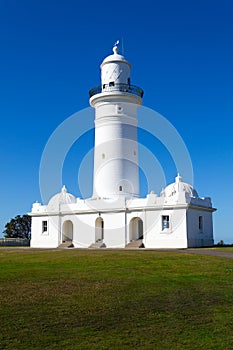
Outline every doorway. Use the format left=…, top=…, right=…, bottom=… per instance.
left=129, top=217, right=143, bottom=241
left=62, top=220, right=73, bottom=242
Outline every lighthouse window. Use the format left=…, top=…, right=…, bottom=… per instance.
left=199, top=216, right=203, bottom=232
left=102, top=153, right=105, bottom=159
left=102, top=84, right=106, bottom=89
left=42, top=220, right=48, bottom=233
left=109, top=81, right=115, bottom=87
left=119, top=186, right=123, bottom=192
left=162, top=216, right=169, bottom=230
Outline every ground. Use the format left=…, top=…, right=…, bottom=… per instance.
left=0, top=248, right=233, bottom=349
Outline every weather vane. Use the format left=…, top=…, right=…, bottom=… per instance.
left=114, top=40, right=120, bottom=47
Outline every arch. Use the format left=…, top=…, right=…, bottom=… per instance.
left=129, top=217, right=143, bottom=242
left=95, top=217, right=104, bottom=242
left=62, top=220, right=73, bottom=242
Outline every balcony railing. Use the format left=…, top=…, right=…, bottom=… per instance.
left=89, top=83, right=144, bottom=98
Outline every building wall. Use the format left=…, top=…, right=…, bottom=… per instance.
left=61, top=214, right=95, bottom=248
left=144, top=208, right=188, bottom=248
left=186, top=209, right=214, bottom=247
left=30, top=215, right=60, bottom=248
left=101, top=212, right=126, bottom=248
left=30, top=205, right=214, bottom=249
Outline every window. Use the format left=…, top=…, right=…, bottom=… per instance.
left=119, top=186, right=123, bottom=191
left=109, top=81, right=115, bottom=87
left=102, top=153, right=105, bottom=159
left=199, top=216, right=203, bottom=232
left=102, top=84, right=106, bottom=89
left=42, top=220, right=48, bottom=232
left=95, top=217, right=104, bottom=242
left=162, top=216, right=169, bottom=230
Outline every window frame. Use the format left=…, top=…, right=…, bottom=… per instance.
left=162, top=215, right=170, bottom=231
left=198, top=216, right=203, bottom=233
left=42, top=220, right=48, bottom=233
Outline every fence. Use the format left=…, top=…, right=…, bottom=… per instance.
left=0, top=238, right=30, bottom=247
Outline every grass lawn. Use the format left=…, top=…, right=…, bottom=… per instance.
left=210, top=247, right=233, bottom=252
left=0, top=248, right=233, bottom=349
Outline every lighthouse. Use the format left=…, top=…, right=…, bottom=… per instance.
left=30, top=43, right=215, bottom=249
left=89, top=43, right=143, bottom=199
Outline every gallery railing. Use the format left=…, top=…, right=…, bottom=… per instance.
left=89, top=83, right=144, bottom=98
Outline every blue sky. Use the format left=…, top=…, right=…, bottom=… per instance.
left=0, top=0, right=232, bottom=243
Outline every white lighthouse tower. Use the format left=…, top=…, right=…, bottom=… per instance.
left=89, top=42, right=143, bottom=199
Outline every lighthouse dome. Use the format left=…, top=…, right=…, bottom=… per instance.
left=48, top=186, right=76, bottom=211
left=101, top=45, right=131, bottom=67
left=161, top=174, right=199, bottom=199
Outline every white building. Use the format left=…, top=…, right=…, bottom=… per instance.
left=30, top=44, right=216, bottom=249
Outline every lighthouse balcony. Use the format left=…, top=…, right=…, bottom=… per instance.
left=89, top=83, right=144, bottom=98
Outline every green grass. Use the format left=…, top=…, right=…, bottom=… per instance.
left=212, top=246, right=233, bottom=252
left=0, top=249, right=233, bottom=349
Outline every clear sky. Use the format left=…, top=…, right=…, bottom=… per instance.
left=0, top=0, right=232, bottom=243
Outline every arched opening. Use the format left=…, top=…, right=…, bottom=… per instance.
left=95, top=217, right=104, bottom=243
left=62, top=220, right=73, bottom=243
left=129, top=217, right=143, bottom=242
